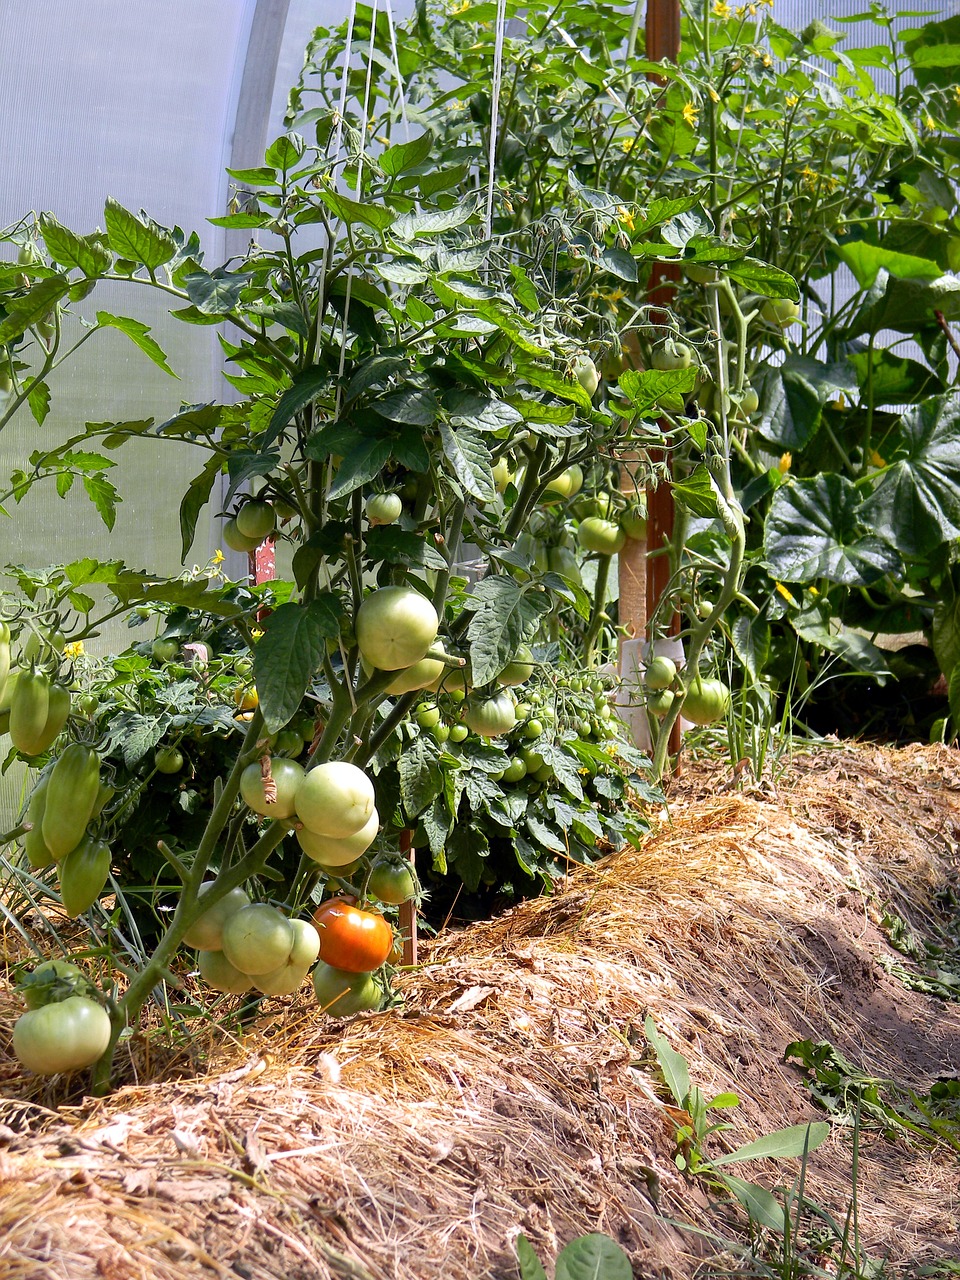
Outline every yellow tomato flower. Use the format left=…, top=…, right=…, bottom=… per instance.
left=682, top=101, right=699, bottom=128
left=785, top=93, right=799, bottom=107
left=617, top=205, right=636, bottom=231
left=713, top=1, right=731, bottom=16
left=777, top=451, right=792, bottom=475
left=870, top=449, right=886, bottom=468
left=63, top=641, right=84, bottom=659
left=775, top=582, right=797, bottom=606
left=953, top=85, right=960, bottom=107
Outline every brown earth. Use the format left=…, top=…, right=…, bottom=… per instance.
left=1, top=742, right=959, bottom=1279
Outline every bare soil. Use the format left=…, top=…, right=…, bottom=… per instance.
left=1, top=742, right=959, bottom=1279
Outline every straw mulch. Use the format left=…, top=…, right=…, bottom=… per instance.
left=1, top=743, right=959, bottom=1279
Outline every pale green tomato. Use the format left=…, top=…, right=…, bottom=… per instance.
left=644, top=656, right=677, bottom=691
left=463, top=691, right=517, bottom=738
left=182, top=884, right=252, bottom=951
left=682, top=677, right=731, bottom=726
left=543, top=464, right=584, bottom=502
left=221, top=904, right=295, bottom=976
left=198, top=948, right=253, bottom=995
left=621, top=505, right=647, bottom=540
left=240, top=757, right=305, bottom=819
left=12, top=995, right=111, bottom=1075
left=312, top=963, right=383, bottom=1017
left=492, top=457, right=515, bottom=493
left=295, top=761, right=376, bottom=839
left=222, top=517, right=261, bottom=553
left=297, top=808, right=379, bottom=866
left=386, top=646, right=449, bottom=695
left=651, top=338, right=694, bottom=370
left=647, top=688, right=676, bottom=718
left=496, top=644, right=535, bottom=687
left=355, top=586, right=439, bottom=671
left=740, top=384, right=759, bottom=416
left=235, top=500, right=276, bottom=540
left=365, top=492, right=403, bottom=526
left=761, top=297, right=800, bottom=327
left=252, top=919, right=320, bottom=995
left=572, top=356, right=599, bottom=396
left=577, top=517, right=626, bottom=555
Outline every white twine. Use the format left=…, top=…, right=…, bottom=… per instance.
left=484, top=0, right=509, bottom=239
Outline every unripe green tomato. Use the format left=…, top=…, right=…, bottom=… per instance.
left=521, top=748, right=545, bottom=772
left=223, top=517, right=261, bottom=553
left=621, top=506, right=647, bottom=540
left=500, top=757, right=527, bottom=783
left=577, top=517, right=626, bottom=556
left=651, top=338, right=694, bottom=371
left=365, top=492, right=403, bottom=526
left=183, top=884, right=252, bottom=951
left=496, top=644, right=535, bottom=687
left=522, top=718, right=543, bottom=739
left=76, top=693, right=98, bottom=717
left=272, top=728, right=303, bottom=757
left=514, top=701, right=531, bottom=722
left=448, top=723, right=469, bottom=743
left=154, top=746, right=184, bottom=774
left=644, top=655, right=677, bottom=690
left=685, top=262, right=718, bottom=285
left=543, top=464, right=584, bottom=502
left=533, top=763, right=554, bottom=783
left=23, top=628, right=65, bottom=661
left=463, top=691, right=517, bottom=738
left=740, top=384, right=759, bottom=416
left=415, top=703, right=442, bottom=730
left=152, top=637, right=179, bottom=663
left=761, top=297, right=800, bottom=327
left=647, top=688, right=676, bottom=717
left=547, top=545, right=582, bottom=585
left=682, top=677, right=731, bottom=726
left=572, top=355, right=599, bottom=396
left=492, top=457, right=515, bottom=493
left=431, top=722, right=450, bottom=744
left=235, top=500, right=276, bottom=540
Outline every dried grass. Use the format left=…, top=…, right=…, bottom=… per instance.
left=1, top=743, right=959, bottom=1279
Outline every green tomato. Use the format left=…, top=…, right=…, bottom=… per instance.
left=312, top=963, right=383, bottom=1017
left=198, top=948, right=253, bottom=995
left=59, top=838, right=111, bottom=918
left=152, top=637, right=179, bottom=663
left=463, top=691, right=517, bottom=738
left=685, top=262, right=718, bottom=285
left=496, top=644, right=535, bottom=687
left=448, top=723, right=469, bottom=743
left=682, top=677, right=731, bottom=726
left=183, top=884, right=252, bottom=951
left=365, top=492, right=403, bottom=526
left=620, top=505, right=647, bottom=540
left=740, top=384, right=759, bottom=416
left=235, top=500, right=277, bottom=541
left=13, top=995, right=111, bottom=1075
left=221, top=904, right=295, bottom=977
left=19, top=958, right=87, bottom=1009
left=514, top=701, right=532, bottom=722
left=646, top=688, right=676, bottom=718
left=651, top=338, right=694, bottom=370
left=222, top=517, right=261, bottom=553
left=500, top=758, right=528, bottom=783
left=367, top=857, right=417, bottom=906
left=521, top=748, right=545, bottom=772
left=644, top=656, right=677, bottom=691
left=761, top=297, right=800, bottom=327
left=154, top=746, right=184, bottom=775
left=253, top=919, right=321, bottom=996
left=240, top=757, right=305, bottom=819
left=572, top=355, right=599, bottom=396
left=430, top=722, right=450, bottom=744
left=492, top=457, right=515, bottom=493
left=577, top=517, right=626, bottom=556
left=547, top=545, right=582, bottom=585
left=297, top=809, right=379, bottom=867
left=522, top=718, right=544, bottom=739
left=355, top=586, right=439, bottom=672
left=415, top=704, right=442, bottom=730
left=272, top=728, right=304, bottom=757
left=543, top=464, right=584, bottom=502
left=295, top=761, right=376, bottom=839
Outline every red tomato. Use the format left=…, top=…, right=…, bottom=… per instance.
left=313, top=901, right=393, bottom=973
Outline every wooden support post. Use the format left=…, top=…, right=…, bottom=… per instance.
left=398, top=827, right=418, bottom=967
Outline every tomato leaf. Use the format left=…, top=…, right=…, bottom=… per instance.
left=82, top=474, right=119, bottom=531
left=516, top=1235, right=548, bottom=1280
left=179, top=457, right=222, bottom=561
left=39, top=214, right=112, bottom=276
left=380, top=132, right=433, bottom=177
left=27, top=381, right=51, bottom=427
left=439, top=422, right=496, bottom=502
left=94, top=312, right=177, bottom=377
left=465, top=576, right=552, bottom=686
left=398, top=736, right=444, bottom=817
left=0, top=275, right=70, bottom=343
left=103, top=198, right=176, bottom=270
left=254, top=599, right=342, bottom=733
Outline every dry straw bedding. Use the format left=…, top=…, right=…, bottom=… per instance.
left=0, top=743, right=958, bottom=1279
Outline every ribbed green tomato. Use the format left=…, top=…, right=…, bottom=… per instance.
left=221, top=904, right=294, bottom=976
left=13, top=996, right=111, bottom=1075
left=577, top=517, right=626, bottom=556
left=297, top=809, right=379, bottom=866
left=235, top=500, right=276, bottom=540
left=240, top=757, right=305, bottom=819
left=682, top=677, right=731, bottom=726
left=295, top=761, right=376, bottom=838
left=198, top=948, right=253, bottom=995
left=182, top=884, right=251, bottom=951
left=252, top=919, right=321, bottom=996
left=355, top=586, right=439, bottom=672
left=644, top=656, right=677, bottom=691
left=312, top=963, right=383, bottom=1017
left=20, top=958, right=86, bottom=1009
left=463, top=691, right=516, bottom=738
